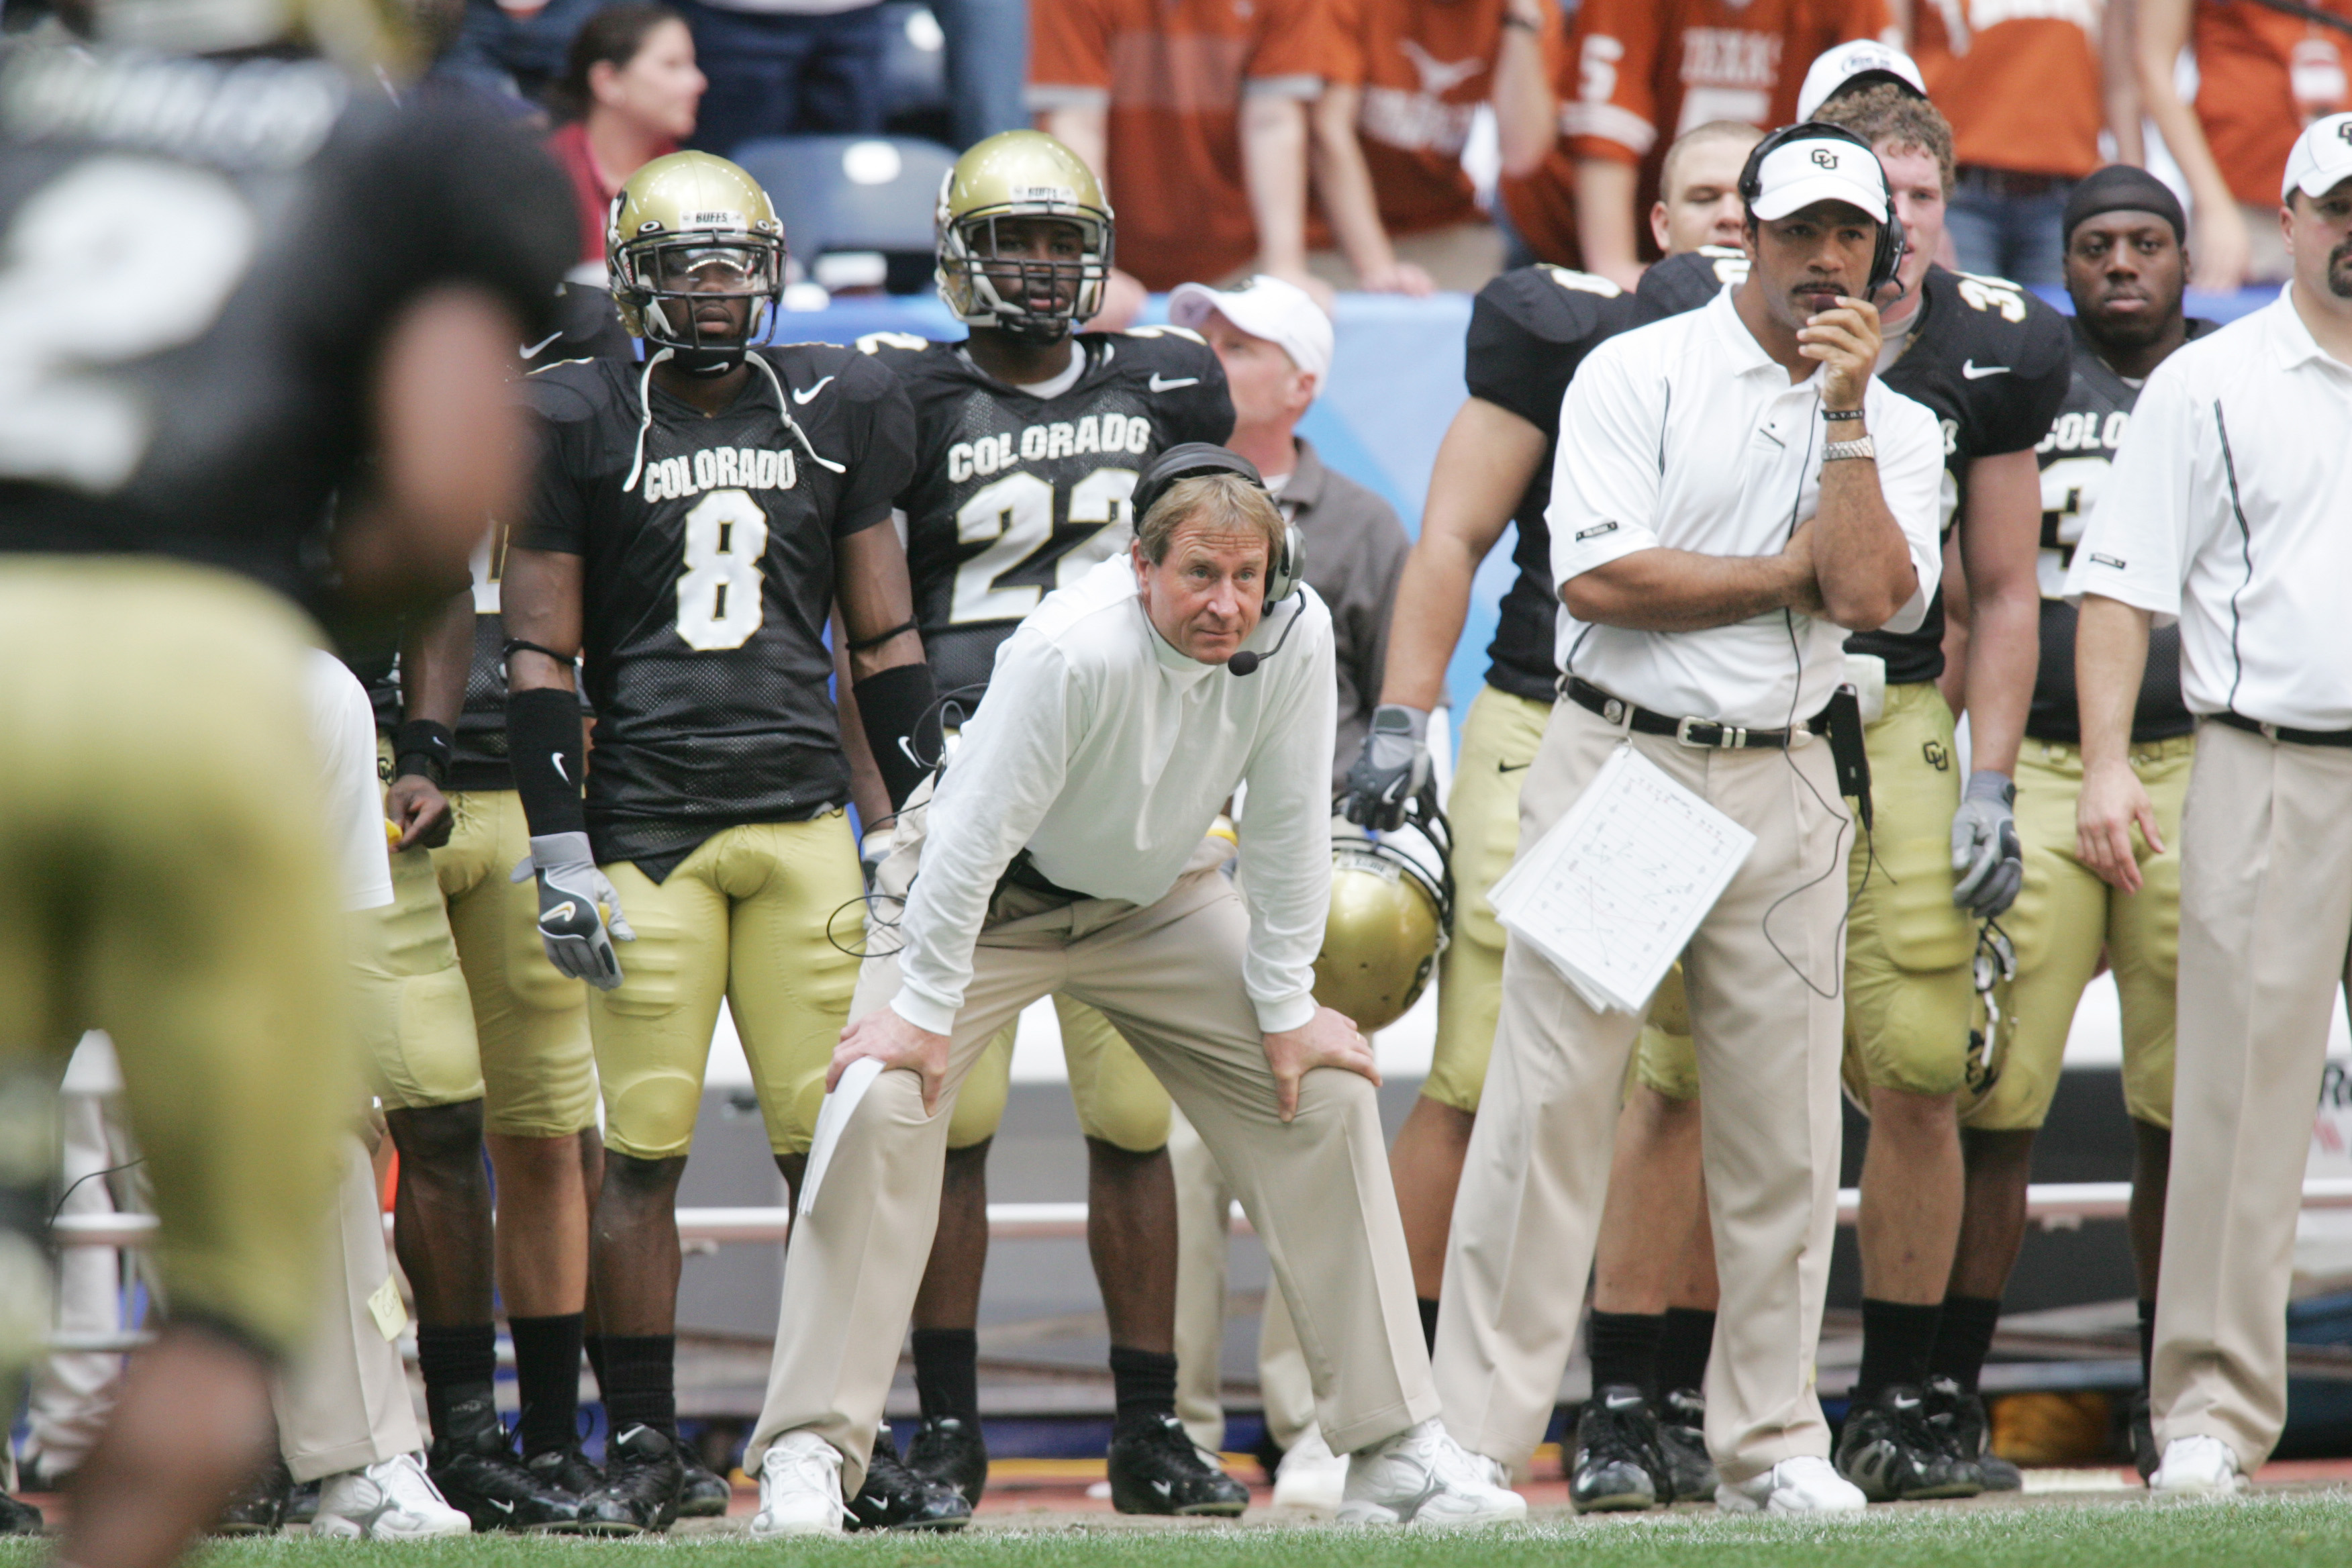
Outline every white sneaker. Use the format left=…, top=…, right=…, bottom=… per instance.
left=1715, top=1455, right=1867, bottom=1515
left=1271, top=1425, right=1349, bottom=1514
left=1337, top=1420, right=1526, bottom=1528
left=749, top=1431, right=846, bottom=1538
left=2151, top=1435, right=2246, bottom=1497
left=311, top=1454, right=471, bottom=1539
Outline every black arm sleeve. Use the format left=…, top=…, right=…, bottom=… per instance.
left=852, top=662, right=942, bottom=810
left=505, top=685, right=589, bottom=836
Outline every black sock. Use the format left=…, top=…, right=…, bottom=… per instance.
left=2137, top=1299, right=2157, bottom=1387
left=1108, top=1344, right=1179, bottom=1437
left=1854, top=1299, right=1943, bottom=1402
left=1656, top=1308, right=1716, bottom=1397
left=1585, top=1310, right=1663, bottom=1401
left=508, top=1313, right=585, bottom=1457
left=598, top=1333, right=677, bottom=1438
left=1418, top=1297, right=1440, bottom=1355
left=912, top=1328, right=980, bottom=1424
left=1928, top=1294, right=2002, bottom=1395
left=416, top=1322, right=499, bottom=1442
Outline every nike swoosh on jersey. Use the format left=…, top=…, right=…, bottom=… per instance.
left=1148, top=373, right=1199, bottom=392
left=520, top=331, right=564, bottom=360
left=1498, top=761, right=1530, bottom=773
left=1961, top=360, right=2010, bottom=379
left=552, top=752, right=571, bottom=783
left=792, top=375, right=836, bottom=404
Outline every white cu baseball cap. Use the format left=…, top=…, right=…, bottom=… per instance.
left=1794, top=38, right=1928, bottom=121
left=2283, top=111, right=2352, bottom=203
left=1747, top=131, right=1890, bottom=225
left=1167, top=274, right=1334, bottom=393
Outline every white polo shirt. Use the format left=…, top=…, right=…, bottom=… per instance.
left=1547, top=287, right=1945, bottom=730
left=2063, top=287, right=2352, bottom=731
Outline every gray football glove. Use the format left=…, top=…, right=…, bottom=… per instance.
left=1341, top=705, right=1432, bottom=832
left=511, top=831, right=635, bottom=989
left=1951, top=771, right=2023, bottom=920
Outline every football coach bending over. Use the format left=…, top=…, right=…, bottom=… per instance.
left=1433, top=124, right=1945, bottom=1515
left=743, top=446, right=1526, bottom=1534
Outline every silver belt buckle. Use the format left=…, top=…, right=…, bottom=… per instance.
left=1675, top=715, right=1745, bottom=748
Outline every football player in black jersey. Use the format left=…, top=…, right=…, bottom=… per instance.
left=1947, top=167, right=2207, bottom=1483
left=1622, top=77, right=2074, bottom=1504
left=855, top=130, right=1242, bottom=1517
left=499, top=151, right=945, bottom=1534
left=1335, top=120, right=1758, bottom=1514
left=0, top=24, right=573, bottom=1568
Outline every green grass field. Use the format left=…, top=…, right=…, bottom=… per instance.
left=11, top=1495, right=2352, bottom=1568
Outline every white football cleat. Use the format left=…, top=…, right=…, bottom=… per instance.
left=1337, top=1420, right=1526, bottom=1528
left=2150, top=1435, right=2246, bottom=1497
left=750, top=1431, right=846, bottom=1537
left=311, top=1453, right=471, bottom=1539
left=1715, top=1455, right=1867, bottom=1515
left=1270, top=1425, right=1349, bottom=1514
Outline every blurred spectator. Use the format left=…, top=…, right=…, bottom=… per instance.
left=1560, top=0, right=1898, bottom=288
left=935, top=0, right=1028, bottom=147
left=1914, top=1, right=2142, bottom=285
left=2138, top=0, right=2351, bottom=292
left=1649, top=117, right=1761, bottom=252
left=1495, top=22, right=1581, bottom=268
left=1306, top=0, right=1559, bottom=294
left=546, top=3, right=705, bottom=266
left=679, top=0, right=889, bottom=156
left=1029, top=0, right=1332, bottom=293
left=435, top=0, right=607, bottom=107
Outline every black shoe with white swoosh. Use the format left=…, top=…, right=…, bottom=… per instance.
left=1833, top=1385, right=1982, bottom=1502
left=570, top=1424, right=684, bottom=1534
left=427, top=1421, right=588, bottom=1532
left=844, top=1427, right=972, bottom=1531
left=1570, top=1386, right=1663, bottom=1512
left=1106, top=1414, right=1248, bottom=1516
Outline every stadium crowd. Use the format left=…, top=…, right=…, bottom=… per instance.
left=4, top=0, right=2352, bottom=1561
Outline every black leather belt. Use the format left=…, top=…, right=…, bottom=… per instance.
left=2211, top=712, right=2352, bottom=748
left=997, top=848, right=1091, bottom=903
left=1563, top=677, right=1831, bottom=750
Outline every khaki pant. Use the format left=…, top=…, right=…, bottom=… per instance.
left=1434, top=699, right=1849, bottom=1482
left=2155, top=719, right=2352, bottom=1470
left=1169, top=1106, right=1317, bottom=1454
left=275, top=1133, right=422, bottom=1482
left=748, top=838, right=1437, bottom=1493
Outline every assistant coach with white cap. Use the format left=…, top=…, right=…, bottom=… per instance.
left=2069, top=111, right=2352, bottom=1497
left=1431, top=124, right=1943, bottom=1514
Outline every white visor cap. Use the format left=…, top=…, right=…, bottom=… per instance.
left=2283, top=112, right=2352, bottom=203
left=1749, top=134, right=1890, bottom=225
left=1794, top=38, right=1927, bottom=121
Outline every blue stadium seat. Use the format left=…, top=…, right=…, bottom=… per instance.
left=730, top=134, right=957, bottom=289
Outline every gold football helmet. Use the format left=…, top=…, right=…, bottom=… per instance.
left=1314, top=797, right=1453, bottom=1035
left=608, top=152, right=785, bottom=368
left=935, top=130, right=1113, bottom=342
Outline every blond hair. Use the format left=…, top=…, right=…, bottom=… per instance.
left=1136, top=472, right=1285, bottom=571
left=1815, top=84, right=1957, bottom=197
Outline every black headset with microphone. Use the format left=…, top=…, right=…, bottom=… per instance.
left=1736, top=121, right=1907, bottom=297
left=1127, top=442, right=1304, bottom=676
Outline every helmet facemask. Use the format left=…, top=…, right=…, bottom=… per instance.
left=940, top=210, right=1111, bottom=344
left=614, top=232, right=783, bottom=374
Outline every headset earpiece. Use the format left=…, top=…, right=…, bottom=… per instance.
left=1265, top=523, right=1302, bottom=609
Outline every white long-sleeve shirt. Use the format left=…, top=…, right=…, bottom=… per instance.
left=891, top=555, right=1338, bottom=1038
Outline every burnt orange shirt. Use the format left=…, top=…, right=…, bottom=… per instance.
left=1328, top=0, right=1557, bottom=236
left=2193, top=0, right=2352, bottom=206
left=1031, top=0, right=1337, bottom=291
left=1916, top=1, right=2104, bottom=179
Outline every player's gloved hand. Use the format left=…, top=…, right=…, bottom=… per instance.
left=1341, top=705, right=1431, bottom=832
left=1951, top=771, right=2023, bottom=919
left=511, top=832, right=635, bottom=989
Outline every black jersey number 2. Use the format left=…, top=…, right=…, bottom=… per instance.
left=952, top=465, right=1139, bottom=624
left=0, top=157, right=257, bottom=491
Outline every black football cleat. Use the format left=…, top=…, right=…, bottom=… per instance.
left=1655, top=1387, right=1720, bottom=1503
left=1106, top=1414, right=1248, bottom=1517
left=281, top=1477, right=321, bottom=1526
left=906, top=1414, right=990, bottom=1506
left=1924, top=1377, right=2019, bottom=1492
left=1, top=1491, right=43, bottom=1536
left=214, top=1457, right=290, bottom=1535
left=1571, top=1385, right=1663, bottom=1513
left=1835, top=1384, right=1982, bottom=1502
left=522, top=1444, right=603, bottom=1502
left=675, top=1444, right=733, bottom=1518
left=846, top=1427, right=972, bottom=1532
left=428, top=1420, right=586, bottom=1532
left=570, top=1424, right=683, bottom=1536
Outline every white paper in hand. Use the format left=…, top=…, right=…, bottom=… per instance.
left=1489, top=745, right=1755, bottom=1015
left=797, top=1055, right=884, bottom=1217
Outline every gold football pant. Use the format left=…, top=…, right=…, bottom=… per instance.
left=592, top=815, right=865, bottom=1160
left=1963, top=737, right=2190, bottom=1132
left=0, top=559, right=347, bottom=1363
left=946, top=995, right=1171, bottom=1153
left=1425, top=685, right=1553, bottom=1114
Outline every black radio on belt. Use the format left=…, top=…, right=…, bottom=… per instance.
left=1824, top=685, right=1873, bottom=831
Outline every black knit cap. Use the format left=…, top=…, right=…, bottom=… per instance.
left=2061, top=165, right=2188, bottom=246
